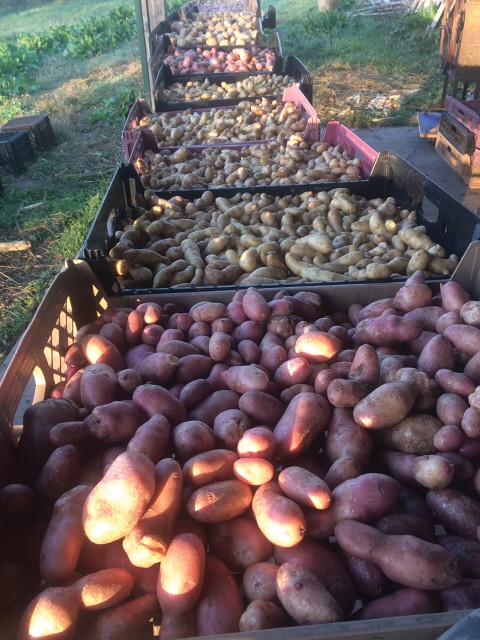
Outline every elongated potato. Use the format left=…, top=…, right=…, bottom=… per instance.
left=278, top=466, right=331, bottom=510
left=252, top=481, right=306, bottom=547
left=187, top=479, right=252, bottom=523
left=335, top=519, right=462, bottom=590
left=157, top=533, right=205, bottom=615
left=208, top=517, right=273, bottom=571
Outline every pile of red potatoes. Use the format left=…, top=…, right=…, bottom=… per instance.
left=3, top=272, right=480, bottom=639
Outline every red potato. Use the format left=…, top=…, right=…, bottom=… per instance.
left=335, top=547, right=387, bottom=599
left=195, top=554, right=245, bottom=636
left=443, top=324, right=480, bottom=357
left=354, top=587, right=440, bottom=620
left=404, top=306, right=446, bottom=331
left=276, top=562, right=344, bottom=625
left=280, top=384, right=316, bottom=404
left=355, top=315, right=422, bottom=346
left=80, top=593, right=159, bottom=640
left=84, top=400, right=145, bottom=444
left=243, top=287, right=270, bottom=321
left=440, top=281, right=471, bottom=313
left=208, top=517, right=273, bottom=571
left=176, top=354, right=214, bottom=383
left=0, top=483, right=35, bottom=524
left=82, top=451, right=156, bottom=544
left=35, top=445, right=82, bottom=506
left=232, top=320, right=266, bottom=344
left=436, top=393, right=469, bottom=427
left=125, top=344, right=155, bottom=368
left=437, top=535, right=480, bottom=578
left=158, top=611, right=196, bottom=640
left=16, top=398, right=81, bottom=486
left=190, top=301, right=227, bottom=323
left=273, top=357, right=311, bottom=388
left=187, top=479, right=252, bottom=523
left=188, top=323, right=210, bottom=340
left=239, top=390, right=284, bottom=426
left=305, top=473, right=401, bottom=539
left=353, top=381, right=421, bottom=430
left=81, top=334, right=124, bottom=371
left=237, top=339, right=261, bottom=364
left=426, top=488, right=480, bottom=540
left=122, top=458, right=183, bottom=568
left=209, top=331, right=233, bottom=361
left=326, top=378, right=370, bottom=408
left=461, top=407, right=480, bottom=438
left=142, top=327, right=164, bottom=349
left=335, top=519, right=462, bottom=590
left=434, top=424, right=465, bottom=452
left=273, top=392, right=331, bottom=460
left=117, top=368, right=142, bottom=395
left=393, top=276, right=432, bottom=312
left=324, top=456, right=363, bottom=489
left=136, top=301, right=163, bottom=325
left=347, top=343, right=379, bottom=386
left=221, top=365, right=270, bottom=393
left=157, top=533, right=205, bottom=615
left=252, top=481, right=306, bottom=548
left=243, top=562, right=280, bottom=603
left=132, top=383, right=187, bottom=427
left=278, top=466, right=331, bottom=510
left=39, top=484, right=91, bottom=584
left=439, top=578, right=480, bottom=611
left=125, top=309, right=143, bottom=346
left=74, top=567, right=135, bottom=610
left=156, top=339, right=199, bottom=358
left=188, top=389, right=239, bottom=426
left=226, top=300, right=248, bottom=326
left=211, top=317, right=233, bottom=334
left=18, top=585, right=80, bottom=640
left=237, top=426, right=277, bottom=460
left=267, top=298, right=294, bottom=319
left=179, top=378, right=214, bottom=410
left=233, top=457, right=275, bottom=485
left=325, top=407, right=373, bottom=468
left=294, top=331, right=342, bottom=362
left=239, top=599, right=292, bottom=632
left=172, top=420, right=216, bottom=460
left=183, top=449, right=237, bottom=488
left=99, top=322, right=126, bottom=351
left=127, top=414, right=170, bottom=463
left=65, top=342, right=87, bottom=368
left=267, top=316, right=296, bottom=341
left=435, top=369, right=476, bottom=397
left=374, top=513, right=435, bottom=542
left=417, top=334, right=456, bottom=378
left=213, top=409, right=251, bottom=450
left=133, top=352, right=179, bottom=385
left=356, top=298, right=394, bottom=321
left=274, top=539, right=356, bottom=616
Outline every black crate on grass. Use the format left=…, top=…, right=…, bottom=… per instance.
left=79, top=152, right=480, bottom=296
left=1, top=114, right=56, bottom=152
left=0, top=130, right=35, bottom=175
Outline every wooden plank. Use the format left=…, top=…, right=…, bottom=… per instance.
left=424, top=0, right=446, bottom=38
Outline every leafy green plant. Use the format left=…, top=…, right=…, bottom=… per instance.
left=89, top=88, right=138, bottom=125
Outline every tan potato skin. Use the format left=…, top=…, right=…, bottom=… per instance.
left=233, top=458, right=275, bottom=486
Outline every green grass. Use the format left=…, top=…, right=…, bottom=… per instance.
left=0, top=0, right=125, bottom=37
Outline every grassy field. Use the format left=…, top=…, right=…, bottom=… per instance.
left=0, top=0, right=441, bottom=363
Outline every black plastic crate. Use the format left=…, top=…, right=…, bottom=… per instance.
left=1, top=114, right=56, bottom=152
left=153, top=55, right=312, bottom=111
left=79, top=152, right=480, bottom=296
left=0, top=130, right=35, bottom=175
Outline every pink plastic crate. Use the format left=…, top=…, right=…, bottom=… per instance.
left=122, top=87, right=320, bottom=160
left=444, top=96, right=480, bottom=148
left=322, top=121, right=379, bottom=178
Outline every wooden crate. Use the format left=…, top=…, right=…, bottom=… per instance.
left=435, top=130, right=480, bottom=188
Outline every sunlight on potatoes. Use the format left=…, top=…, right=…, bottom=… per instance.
left=29, top=600, right=74, bottom=637
left=192, top=491, right=220, bottom=512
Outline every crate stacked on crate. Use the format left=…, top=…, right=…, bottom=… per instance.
left=436, top=96, right=480, bottom=188
left=0, top=113, right=56, bottom=175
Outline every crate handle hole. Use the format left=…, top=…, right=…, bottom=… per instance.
left=421, top=197, right=440, bottom=223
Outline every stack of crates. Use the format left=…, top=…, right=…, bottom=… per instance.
left=436, top=96, right=480, bottom=188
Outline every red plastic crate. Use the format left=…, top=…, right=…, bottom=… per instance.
left=444, top=96, right=480, bottom=148
left=122, top=86, right=320, bottom=160
left=322, top=122, right=379, bottom=178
